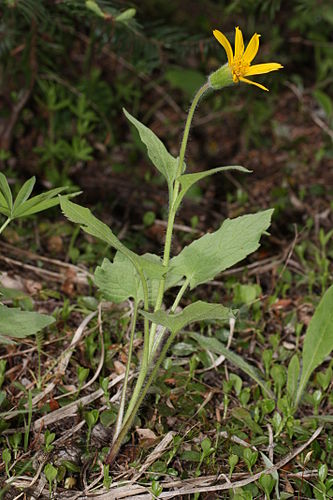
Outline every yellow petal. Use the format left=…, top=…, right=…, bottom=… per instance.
left=245, top=62, right=283, bottom=76
left=243, top=33, right=260, bottom=64
left=235, top=26, right=244, bottom=58
left=239, top=76, right=269, bottom=91
left=213, top=29, right=234, bottom=65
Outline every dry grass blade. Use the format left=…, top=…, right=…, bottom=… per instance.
left=80, top=426, right=323, bottom=499
left=132, top=431, right=175, bottom=482
left=33, top=372, right=126, bottom=430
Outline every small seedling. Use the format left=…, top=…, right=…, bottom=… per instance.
left=258, top=473, right=276, bottom=498
left=44, top=429, right=56, bottom=453
left=103, top=464, right=112, bottom=489
left=84, top=409, right=99, bottom=449
left=44, top=463, right=58, bottom=498
left=77, top=365, right=90, bottom=393
left=195, top=437, right=215, bottom=475
left=151, top=479, right=163, bottom=497
left=243, top=448, right=258, bottom=474
left=2, top=448, right=11, bottom=478
left=228, top=453, right=239, bottom=478
left=9, top=432, right=22, bottom=459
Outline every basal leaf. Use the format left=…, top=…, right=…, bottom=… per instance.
left=140, top=301, right=233, bottom=334
left=0, top=173, right=13, bottom=213
left=191, top=333, right=274, bottom=398
left=296, top=284, right=333, bottom=405
left=12, top=177, right=36, bottom=213
left=287, top=354, right=300, bottom=402
left=170, top=210, right=273, bottom=289
left=0, top=305, right=55, bottom=342
left=95, top=254, right=142, bottom=304
left=95, top=252, right=176, bottom=305
left=174, top=165, right=250, bottom=212
left=123, top=108, right=178, bottom=196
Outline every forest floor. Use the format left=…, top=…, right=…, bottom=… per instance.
left=0, top=85, right=333, bottom=499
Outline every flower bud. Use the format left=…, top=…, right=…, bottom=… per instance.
left=209, top=63, right=234, bottom=90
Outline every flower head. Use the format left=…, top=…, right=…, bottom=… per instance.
left=210, top=26, right=283, bottom=91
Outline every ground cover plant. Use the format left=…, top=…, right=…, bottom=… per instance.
left=0, top=1, right=333, bottom=499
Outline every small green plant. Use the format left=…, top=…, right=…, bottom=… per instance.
left=43, top=430, right=56, bottom=453
left=44, top=463, right=58, bottom=498
left=2, top=448, right=11, bottom=478
left=0, top=173, right=77, bottom=344
left=60, top=26, right=283, bottom=464
left=294, top=284, right=333, bottom=407
left=84, top=409, right=99, bottom=449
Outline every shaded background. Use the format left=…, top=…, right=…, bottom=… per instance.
left=0, top=0, right=332, bottom=260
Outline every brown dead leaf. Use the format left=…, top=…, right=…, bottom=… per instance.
left=24, top=279, right=42, bottom=295
left=297, top=303, right=314, bottom=326
left=272, top=298, right=292, bottom=310
left=47, top=235, right=63, bottom=254
left=114, top=360, right=126, bottom=374
left=0, top=273, right=25, bottom=291
left=49, top=397, right=60, bottom=411
left=61, top=268, right=77, bottom=297
left=136, top=428, right=158, bottom=448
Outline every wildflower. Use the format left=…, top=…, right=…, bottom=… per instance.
left=210, top=26, right=283, bottom=91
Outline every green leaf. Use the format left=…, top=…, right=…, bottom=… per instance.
left=231, top=407, right=263, bottom=435
left=95, top=252, right=173, bottom=305
left=296, top=285, right=333, bottom=405
left=174, top=165, right=250, bottom=212
left=85, top=0, right=105, bottom=18
left=60, top=197, right=164, bottom=282
left=115, top=8, right=136, bottom=22
left=287, top=354, right=300, bottom=402
left=123, top=108, right=178, bottom=196
left=191, top=333, right=274, bottom=398
left=0, top=305, right=55, bottom=342
left=12, top=177, right=36, bottom=214
left=44, top=463, right=57, bottom=483
left=0, top=173, right=13, bottom=215
left=95, top=254, right=142, bottom=304
left=140, top=301, right=233, bottom=334
left=13, top=187, right=69, bottom=218
left=170, top=210, right=273, bottom=289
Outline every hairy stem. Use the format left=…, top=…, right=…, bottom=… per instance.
left=107, top=82, right=209, bottom=465
left=105, top=326, right=178, bottom=465
left=113, top=301, right=138, bottom=443
left=149, top=82, right=210, bottom=353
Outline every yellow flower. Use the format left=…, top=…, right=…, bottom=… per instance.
left=211, top=26, right=283, bottom=91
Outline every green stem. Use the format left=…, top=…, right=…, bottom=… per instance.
left=151, top=277, right=190, bottom=356
left=105, top=327, right=178, bottom=465
left=113, top=301, right=138, bottom=443
left=122, top=275, right=150, bottom=425
left=108, top=82, right=209, bottom=465
left=0, top=218, right=11, bottom=235
left=149, top=82, right=210, bottom=353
